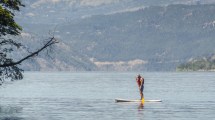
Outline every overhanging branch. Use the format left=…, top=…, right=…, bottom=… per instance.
left=0, top=37, right=58, bottom=67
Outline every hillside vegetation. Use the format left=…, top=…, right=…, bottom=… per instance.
left=18, top=3, right=215, bottom=71
left=56, top=4, right=215, bottom=71
left=177, top=55, right=215, bottom=71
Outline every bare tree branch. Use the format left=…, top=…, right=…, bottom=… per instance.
left=0, top=37, right=58, bottom=67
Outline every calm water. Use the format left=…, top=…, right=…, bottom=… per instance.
left=0, top=72, right=215, bottom=120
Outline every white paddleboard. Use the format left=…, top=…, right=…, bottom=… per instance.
left=115, top=98, right=162, bottom=103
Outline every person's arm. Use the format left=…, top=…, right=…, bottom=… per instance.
left=136, top=77, right=138, bottom=85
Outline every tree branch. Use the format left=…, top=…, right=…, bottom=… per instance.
left=0, top=37, right=58, bottom=67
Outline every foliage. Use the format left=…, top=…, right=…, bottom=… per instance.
left=177, top=55, right=215, bottom=71
left=0, top=0, right=25, bottom=83
left=0, top=0, right=24, bottom=36
left=0, top=0, right=58, bottom=84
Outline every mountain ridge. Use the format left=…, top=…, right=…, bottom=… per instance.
left=14, top=2, right=215, bottom=71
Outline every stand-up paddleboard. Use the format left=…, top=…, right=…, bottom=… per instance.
left=115, top=98, right=162, bottom=103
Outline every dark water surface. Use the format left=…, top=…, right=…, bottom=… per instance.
left=0, top=72, right=215, bottom=120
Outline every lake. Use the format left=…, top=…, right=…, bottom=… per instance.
left=0, top=72, right=215, bottom=120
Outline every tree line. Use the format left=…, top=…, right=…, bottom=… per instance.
left=177, top=55, right=215, bottom=71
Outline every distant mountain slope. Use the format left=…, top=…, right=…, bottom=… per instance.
left=18, top=0, right=215, bottom=24
left=16, top=3, right=215, bottom=71
left=55, top=4, right=215, bottom=71
left=13, top=33, right=96, bottom=71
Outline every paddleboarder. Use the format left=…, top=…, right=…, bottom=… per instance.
left=136, top=74, right=144, bottom=100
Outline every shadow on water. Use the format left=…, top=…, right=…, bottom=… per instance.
left=0, top=106, right=23, bottom=120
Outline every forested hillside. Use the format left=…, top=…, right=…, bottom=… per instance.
left=17, top=3, right=215, bottom=71
left=55, top=4, right=215, bottom=71
left=177, top=54, right=215, bottom=71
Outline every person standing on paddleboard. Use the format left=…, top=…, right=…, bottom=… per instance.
left=136, top=74, right=144, bottom=100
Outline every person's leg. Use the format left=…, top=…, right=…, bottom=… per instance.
left=139, top=91, right=143, bottom=100
left=141, top=86, right=144, bottom=99
left=141, top=92, right=143, bottom=100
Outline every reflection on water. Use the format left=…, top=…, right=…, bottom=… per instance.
left=0, top=72, right=215, bottom=120
left=0, top=117, right=23, bottom=120
left=138, top=103, right=144, bottom=110
left=0, top=106, right=22, bottom=114
left=0, top=106, right=23, bottom=120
